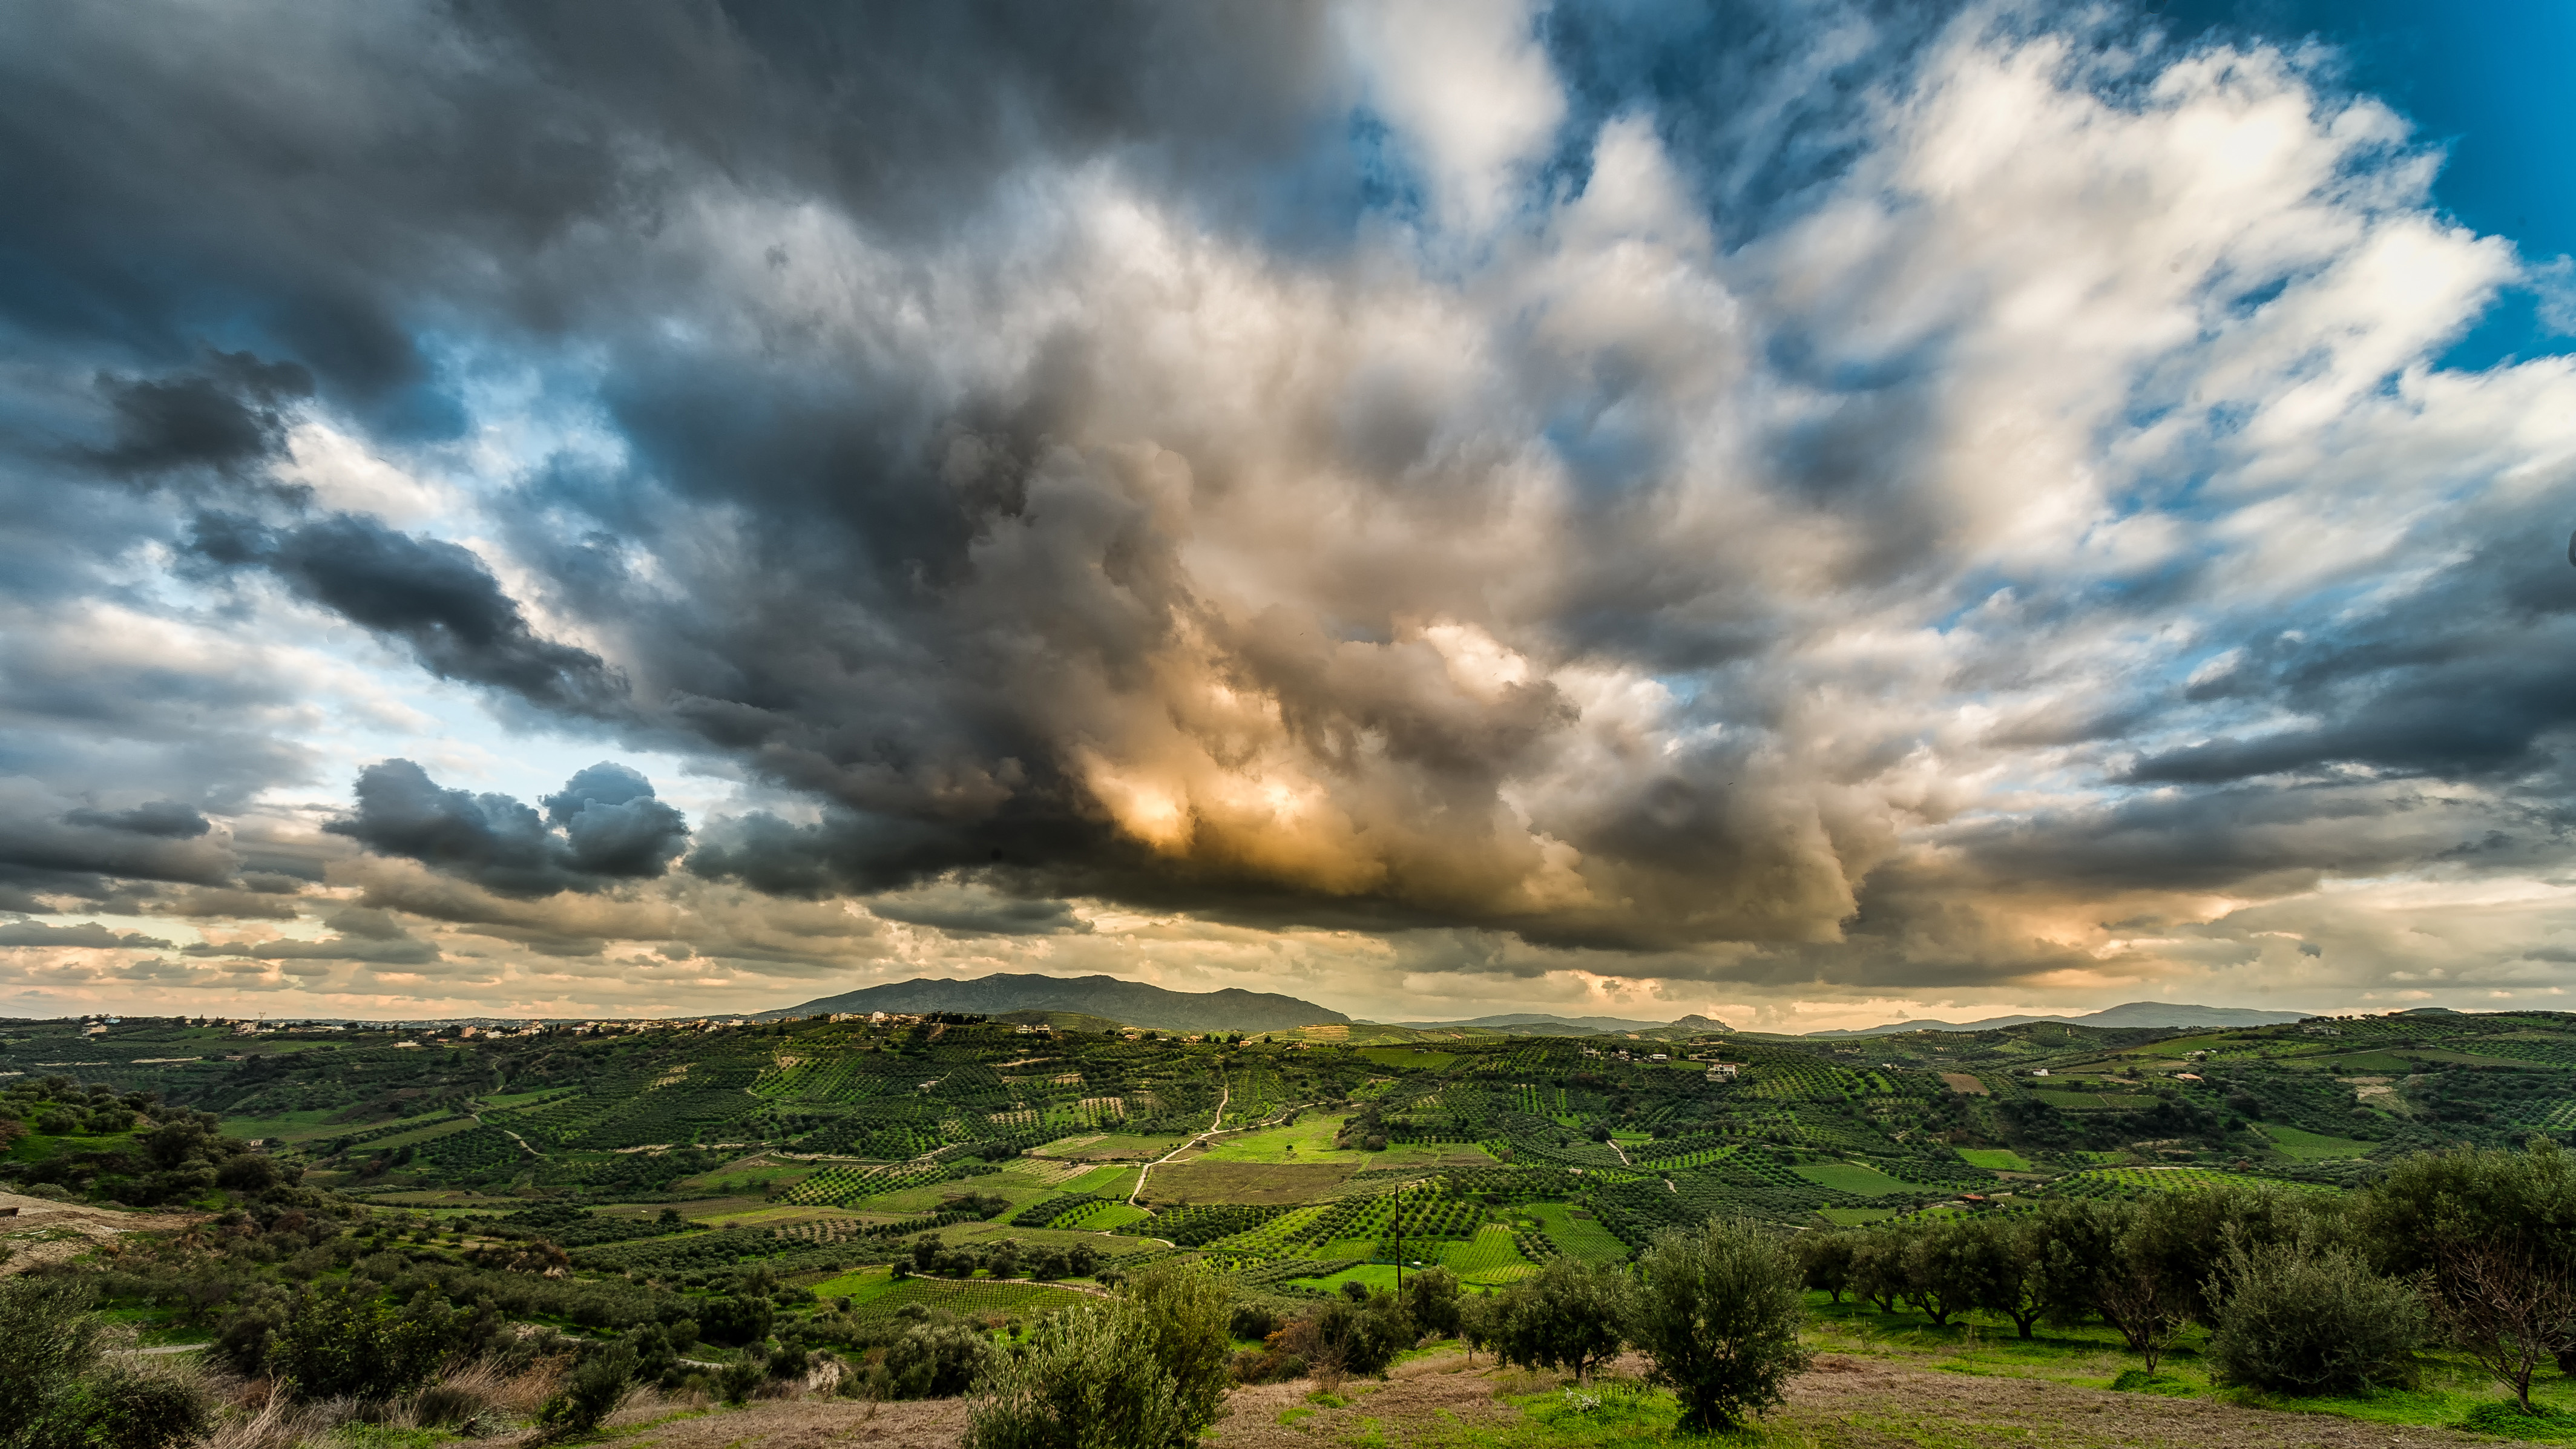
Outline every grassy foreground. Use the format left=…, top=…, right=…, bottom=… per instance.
left=1184, top=1295, right=2575, bottom=1449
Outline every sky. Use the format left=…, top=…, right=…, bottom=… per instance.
left=4, top=1, right=2575, bottom=1034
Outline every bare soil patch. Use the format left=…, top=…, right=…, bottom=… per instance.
left=1773, top=1353, right=2492, bottom=1447
left=1147, top=1160, right=1356, bottom=1204
left=0, top=1191, right=200, bottom=1276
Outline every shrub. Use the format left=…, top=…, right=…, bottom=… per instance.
left=0, top=1276, right=105, bottom=1448
left=1488, top=1252, right=1631, bottom=1382
left=1117, top=1266, right=1233, bottom=1432
left=0, top=1276, right=212, bottom=1449
left=715, top=1353, right=766, bottom=1407
left=1227, top=1301, right=1281, bottom=1343
left=87, top=1361, right=215, bottom=1449
left=534, top=1344, right=637, bottom=1439
left=264, top=1286, right=453, bottom=1401
left=964, top=1302, right=1192, bottom=1449
left=2205, top=1235, right=2423, bottom=1395
left=695, top=1293, right=774, bottom=1347
left=1629, top=1218, right=1810, bottom=1433
left=884, top=1322, right=993, bottom=1399
left=963, top=1264, right=1237, bottom=1448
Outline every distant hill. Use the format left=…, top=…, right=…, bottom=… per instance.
left=1381, top=1011, right=1735, bottom=1039
left=1805, top=1001, right=2315, bottom=1038
left=757, top=973, right=1348, bottom=1034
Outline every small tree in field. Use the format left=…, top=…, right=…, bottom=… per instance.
left=2359, top=1138, right=2576, bottom=1413
left=1629, top=1218, right=1812, bottom=1433
left=2204, top=1234, right=2422, bottom=1396
left=1962, top=1211, right=2062, bottom=1339
left=1901, top=1217, right=1980, bottom=1328
left=1490, top=1253, right=1631, bottom=1382
left=2095, top=1207, right=2191, bottom=1378
left=964, top=1265, right=1232, bottom=1449
left=2420, top=1238, right=2575, bottom=1414
left=1794, top=1232, right=1856, bottom=1305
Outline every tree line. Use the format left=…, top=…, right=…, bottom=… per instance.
left=1791, top=1138, right=2576, bottom=1411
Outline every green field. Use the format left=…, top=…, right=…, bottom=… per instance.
left=6, top=1130, right=138, bottom=1163
left=1196, top=1112, right=1490, bottom=1169
left=1195, top=1114, right=1364, bottom=1163
left=808, top=1269, right=1093, bottom=1322
left=1060, top=1164, right=1141, bottom=1196
left=1356, top=1047, right=1462, bottom=1071
left=365, top=1117, right=483, bottom=1151
left=217, top=1109, right=367, bottom=1143
left=1030, top=1132, right=1186, bottom=1160
left=1438, top=1224, right=1538, bottom=1284
left=2256, top=1123, right=2376, bottom=1159
left=1792, top=1160, right=1918, bottom=1196
left=1524, top=1201, right=1627, bottom=1260
left=1954, top=1148, right=2031, bottom=1171
left=1143, top=1160, right=1355, bottom=1204
left=1285, top=1262, right=1402, bottom=1295
left=2302, top=1050, right=2416, bottom=1073
left=1816, top=1207, right=1899, bottom=1226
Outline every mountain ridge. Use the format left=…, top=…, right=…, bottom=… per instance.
left=755, top=973, right=1349, bottom=1034
left=1802, top=1000, right=2315, bottom=1037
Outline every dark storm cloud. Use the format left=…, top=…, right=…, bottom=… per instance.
left=860, top=881, right=1093, bottom=938
left=88, top=352, right=314, bottom=479
left=0, top=800, right=238, bottom=889
left=61, top=801, right=209, bottom=839
left=191, top=512, right=626, bottom=715
left=2129, top=537, right=2576, bottom=786
left=0, top=921, right=174, bottom=950
left=327, top=758, right=688, bottom=898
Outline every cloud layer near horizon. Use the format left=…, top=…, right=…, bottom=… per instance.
left=5, top=1, right=2575, bottom=1030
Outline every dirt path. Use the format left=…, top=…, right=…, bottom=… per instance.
left=1130, top=1078, right=1227, bottom=1210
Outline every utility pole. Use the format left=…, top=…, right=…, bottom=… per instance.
left=1393, top=1178, right=1402, bottom=1294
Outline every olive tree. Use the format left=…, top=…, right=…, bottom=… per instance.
left=1628, top=1218, right=1812, bottom=1433
left=1488, top=1252, right=1631, bottom=1382
left=2204, top=1234, right=2423, bottom=1396
left=2358, top=1138, right=2576, bottom=1413
left=964, top=1265, right=1232, bottom=1449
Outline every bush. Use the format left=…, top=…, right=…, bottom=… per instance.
left=87, top=1362, right=215, bottom=1449
left=884, top=1322, right=993, bottom=1399
left=264, top=1286, right=453, bottom=1401
left=1629, top=1218, right=1811, bottom=1433
left=1117, top=1266, right=1233, bottom=1431
left=716, top=1353, right=766, bottom=1407
left=2206, top=1237, right=2424, bottom=1395
left=534, top=1344, right=637, bottom=1439
left=2459, top=1401, right=2576, bottom=1439
left=0, top=1276, right=105, bottom=1449
left=695, top=1293, right=775, bottom=1347
left=0, top=1276, right=213, bottom=1449
left=964, top=1302, right=1192, bottom=1449
left=962, top=1264, right=1235, bottom=1448
left=1228, top=1301, right=1281, bottom=1343
left=1488, top=1253, right=1631, bottom=1381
